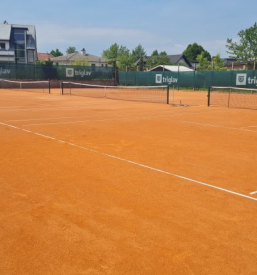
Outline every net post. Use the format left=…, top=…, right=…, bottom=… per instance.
left=61, top=81, right=63, bottom=95
left=48, top=80, right=51, bottom=94
left=207, top=87, right=211, bottom=106
left=228, top=88, right=231, bottom=108
left=167, top=85, right=170, bottom=104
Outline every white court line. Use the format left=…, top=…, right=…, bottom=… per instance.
left=181, top=121, right=257, bottom=133
left=21, top=110, right=227, bottom=127
left=0, top=121, right=257, bottom=203
left=250, top=191, right=257, bottom=195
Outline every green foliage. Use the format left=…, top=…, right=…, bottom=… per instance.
left=66, top=46, right=77, bottom=54
left=196, top=52, right=211, bottom=71
left=117, top=46, right=135, bottom=71
left=211, top=53, right=227, bottom=71
left=145, top=50, right=171, bottom=69
left=131, top=44, right=146, bottom=71
left=183, top=43, right=211, bottom=61
left=50, top=49, right=63, bottom=57
left=36, top=59, right=54, bottom=66
left=196, top=53, right=227, bottom=71
left=226, top=22, right=257, bottom=62
left=102, top=43, right=140, bottom=71
left=102, top=43, right=120, bottom=69
left=69, top=57, right=89, bottom=66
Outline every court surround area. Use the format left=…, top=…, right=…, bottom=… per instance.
left=0, top=87, right=257, bottom=274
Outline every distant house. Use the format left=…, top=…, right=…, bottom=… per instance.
left=51, top=48, right=110, bottom=67
left=167, top=54, right=193, bottom=68
left=210, top=57, right=256, bottom=70
left=149, top=65, right=194, bottom=72
left=136, top=54, right=193, bottom=71
left=37, top=53, right=54, bottom=61
left=0, top=21, right=37, bottom=64
left=221, top=58, right=256, bottom=70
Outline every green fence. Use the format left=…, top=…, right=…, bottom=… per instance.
left=119, top=70, right=257, bottom=89
left=0, top=63, right=114, bottom=81
left=1, top=63, right=257, bottom=90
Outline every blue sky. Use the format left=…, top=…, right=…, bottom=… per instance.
left=1, top=0, right=256, bottom=57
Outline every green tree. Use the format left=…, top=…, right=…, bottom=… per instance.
left=50, top=49, right=63, bottom=57
left=211, top=54, right=227, bottom=71
left=196, top=52, right=211, bottom=71
left=69, top=57, right=89, bottom=66
left=145, top=50, right=171, bottom=69
left=131, top=44, right=146, bottom=62
left=132, top=44, right=146, bottom=71
left=66, top=46, right=77, bottom=54
left=117, top=46, right=135, bottom=71
left=196, top=53, right=227, bottom=71
left=102, top=43, right=120, bottom=70
left=226, top=22, right=257, bottom=62
left=36, top=59, right=54, bottom=66
left=183, top=43, right=211, bottom=61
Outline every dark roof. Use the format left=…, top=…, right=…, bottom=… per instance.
left=167, top=54, right=192, bottom=68
left=135, top=54, right=192, bottom=68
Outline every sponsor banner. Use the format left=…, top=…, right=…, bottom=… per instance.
left=0, top=67, right=11, bottom=75
left=155, top=73, right=178, bottom=85
left=236, top=73, right=257, bottom=87
left=236, top=73, right=247, bottom=85
left=66, top=68, right=92, bottom=78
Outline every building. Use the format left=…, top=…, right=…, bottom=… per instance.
left=149, top=65, right=194, bottom=72
left=0, top=21, right=37, bottom=64
left=167, top=54, right=193, bottom=68
left=51, top=48, right=110, bottom=67
left=37, top=53, right=54, bottom=61
left=136, top=54, right=193, bottom=71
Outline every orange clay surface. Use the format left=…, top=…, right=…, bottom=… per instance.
left=0, top=88, right=257, bottom=275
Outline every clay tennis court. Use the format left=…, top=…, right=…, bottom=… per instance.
left=0, top=88, right=257, bottom=274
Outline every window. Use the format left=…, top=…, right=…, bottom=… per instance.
left=0, top=43, right=5, bottom=49
left=13, top=29, right=26, bottom=63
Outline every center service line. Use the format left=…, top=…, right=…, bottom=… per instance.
left=1, top=121, right=257, bottom=202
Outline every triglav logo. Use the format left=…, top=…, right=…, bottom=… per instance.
left=236, top=73, right=247, bottom=85
left=156, top=74, right=162, bottom=83
left=66, top=68, right=92, bottom=78
left=0, top=67, right=11, bottom=75
left=66, top=68, right=74, bottom=77
left=155, top=74, right=178, bottom=85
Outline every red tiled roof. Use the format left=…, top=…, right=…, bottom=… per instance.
left=37, top=53, right=54, bottom=60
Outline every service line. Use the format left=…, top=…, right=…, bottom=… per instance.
left=1, top=121, right=257, bottom=203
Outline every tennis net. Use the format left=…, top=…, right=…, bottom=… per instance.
left=0, top=79, right=51, bottom=94
left=208, top=86, right=257, bottom=110
left=61, top=82, right=169, bottom=104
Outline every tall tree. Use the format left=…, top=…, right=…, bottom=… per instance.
left=102, top=43, right=120, bottom=69
left=50, top=49, right=63, bottom=57
left=226, top=22, right=257, bottom=62
left=132, top=44, right=146, bottom=71
left=117, top=46, right=135, bottom=71
left=183, top=43, right=211, bottom=61
left=196, top=52, right=211, bottom=71
left=211, top=54, right=227, bottom=71
left=145, top=50, right=171, bottom=69
left=66, top=46, right=77, bottom=54
left=196, top=53, right=227, bottom=71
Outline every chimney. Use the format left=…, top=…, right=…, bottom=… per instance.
left=81, top=48, right=86, bottom=56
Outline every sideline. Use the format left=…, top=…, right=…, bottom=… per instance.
left=1, top=121, right=257, bottom=203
